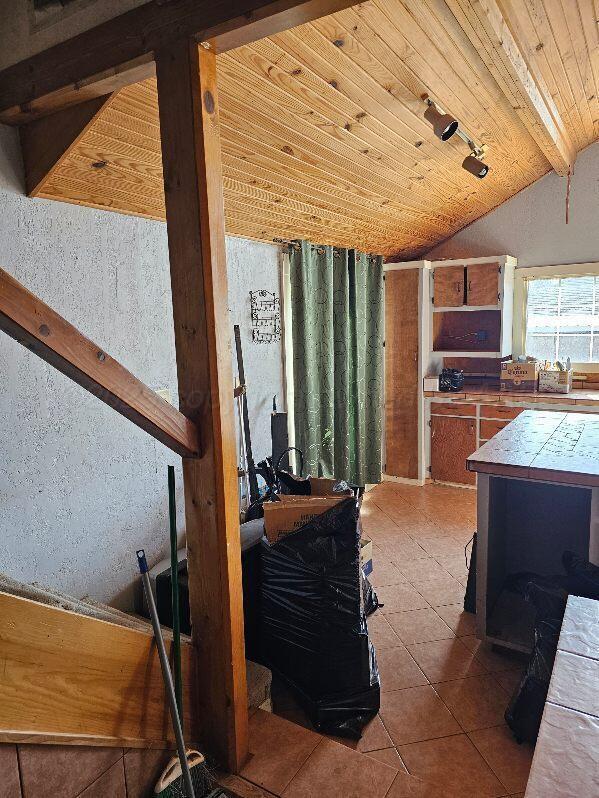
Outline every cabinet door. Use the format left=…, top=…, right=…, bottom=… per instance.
left=434, top=265, right=464, bottom=307
left=385, top=269, right=419, bottom=479
left=430, top=415, right=476, bottom=485
left=466, top=262, right=499, bottom=306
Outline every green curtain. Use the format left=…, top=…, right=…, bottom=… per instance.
left=290, top=240, right=384, bottom=485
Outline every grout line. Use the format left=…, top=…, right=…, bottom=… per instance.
left=15, top=744, right=24, bottom=798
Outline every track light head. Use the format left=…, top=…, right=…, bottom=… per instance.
left=462, top=153, right=490, bottom=179
left=424, top=103, right=459, bottom=141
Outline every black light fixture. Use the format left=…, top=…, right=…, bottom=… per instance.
left=462, top=153, right=490, bottom=179
left=424, top=100, right=459, bottom=141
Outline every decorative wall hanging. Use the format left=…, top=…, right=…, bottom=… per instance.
left=250, top=290, right=281, bottom=343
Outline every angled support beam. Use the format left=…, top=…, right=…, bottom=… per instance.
left=445, top=0, right=575, bottom=176
left=155, top=41, right=247, bottom=771
left=19, top=93, right=116, bottom=196
left=0, top=0, right=360, bottom=125
left=0, top=267, right=200, bottom=458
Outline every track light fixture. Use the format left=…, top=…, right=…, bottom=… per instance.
left=424, top=100, right=459, bottom=141
left=422, top=95, right=490, bottom=179
left=462, top=153, right=490, bottom=179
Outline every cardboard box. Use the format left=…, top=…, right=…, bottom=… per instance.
left=500, top=360, right=539, bottom=392
left=308, top=476, right=353, bottom=497
left=538, top=369, right=573, bottom=394
left=263, top=496, right=345, bottom=544
left=423, top=376, right=439, bottom=392
left=360, top=537, right=373, bottom=576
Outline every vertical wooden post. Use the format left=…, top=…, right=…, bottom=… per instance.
left=155, top=40, right=248, bottom=771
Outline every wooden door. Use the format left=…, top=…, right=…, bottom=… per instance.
left=385, top=269, right=419, bottom=479
left=466, top=263, right=500, bottom=306
left=431, top=415, right=476, bottom=485
left=433, top=265, right=464, bottom=307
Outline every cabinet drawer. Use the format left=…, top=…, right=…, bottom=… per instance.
left=480, top=405, right=524, bottom=420
left=480, top=418, right=509, bottom=439
left=430, top=402, right=477, bottom=417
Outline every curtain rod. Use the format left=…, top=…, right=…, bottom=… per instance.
left=273, top=238, right=380, bottom=258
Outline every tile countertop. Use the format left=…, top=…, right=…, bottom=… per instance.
left=424, top=385, right=599, bottom=406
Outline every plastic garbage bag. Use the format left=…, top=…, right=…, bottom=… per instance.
left=562, top=550, right=599, bottom=600
left=260, top=497, right=380, bottom=739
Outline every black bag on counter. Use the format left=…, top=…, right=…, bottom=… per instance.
left=260, top=497, right=380, bottom=739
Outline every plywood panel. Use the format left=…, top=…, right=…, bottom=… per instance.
left=466, top=263, right=499, bottom=306
left=385, top=269, right=419, bottom=479
left=434, top=265, right=465, bottom=307
left=0, top=591, right=199, bottom=746
left=431, top=415, right=477, bottom=485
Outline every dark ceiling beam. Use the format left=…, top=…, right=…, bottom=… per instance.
left=0, top=0, right=359, bottom=125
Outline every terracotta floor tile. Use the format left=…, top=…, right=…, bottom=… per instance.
left=331, top=714, right=392, bottom=753
left=493, top=668, right=524, bottom=696
left=385, top=769, right=458, bottom=797
left=0, top=745, right=21, bottom=798
left=241, top=709, right=321, bottom=794
left=435, top=553, right=470, bottom=581
left=375, top=538, right=428, bottom=562
left=399, top=734, right=505, bottom=797
left=460, top=636, right=525, bottom=673
left=416, top=536, right=465, bottom=558
left=386, top=608, right=454, bottom=645
left=407, top=638, right=487, bottom=683
left=375, top=584, right=429, bottom=614
left=369, top=559, right=406, bottom=587
left=468, top=726, right=534, bottom=794
left=377, top=647, right=428, bottom=692
left=379, top=685, right=460, bottom=746
left=20, top=745, right=124, bottom=798
left=123, top=748, right=175, bottom=798
left=412, top=576, right=465, bottom=607
left=435, top=675, right=510, bottom=731
left=368, top=613, right=404, bottom=650
left=79, top=759, right=126, bottom=798
left=395, top=558, right=449, bottom=583
left=365, top=747, right=407, bottom=771
left=434, top=604, right=477, bottom=637
left=282, top=738, right=397, bottom=797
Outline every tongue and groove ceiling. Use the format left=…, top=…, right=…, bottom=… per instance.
left=24, top=0, right=599, bottom=258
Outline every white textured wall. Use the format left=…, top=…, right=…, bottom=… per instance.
left=426, top=141, right=599, bottom=268
left=0, top=123, right=283, bottom=609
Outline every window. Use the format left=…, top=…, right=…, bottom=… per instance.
left=525, top=275, right=599, bottom=364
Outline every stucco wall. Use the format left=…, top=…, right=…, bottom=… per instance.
left=0, top=123, right=283, bottom=609
left=425, top=141, right=599, bottom=268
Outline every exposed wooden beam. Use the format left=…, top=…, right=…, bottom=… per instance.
left=445, top=0, right=575, bottom=176
left=0, top=267, right=200, bottom=458
left=20, top=93, right=116, bottom=196
left=0, top=591, right=199, bottom=747
left=0, top=0, right=360, bottom=125
left=155, top=41, right=248, bottom=771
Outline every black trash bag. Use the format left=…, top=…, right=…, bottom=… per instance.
left=463, top=533, right=477, bottom=614
left=260, top=497, right=380, bottom=739
left=362, top=571, right=380, bottom=617
left=504, top=579, right=567, bottom=744
left=562, top=550, right=599, bottom=600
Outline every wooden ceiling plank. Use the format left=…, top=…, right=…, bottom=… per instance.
left=575, top=0, right=599, bottom=137
left=0, top=0, right=363, bottom=125
left=0, top=266, right=200, bottom=458
left=500, top=0, right=588, bottom=152
left=445, top=0, right=576, bottom=174
left=218, top=52, right=478, bottom=216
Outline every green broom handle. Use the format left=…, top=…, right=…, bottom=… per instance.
left=168, top=465, right=183, bottom=728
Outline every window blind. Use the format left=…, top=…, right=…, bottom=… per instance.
left=525, top=275, right=599, bottom=363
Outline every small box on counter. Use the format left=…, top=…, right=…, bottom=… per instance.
left=500, top=360, right=540, bottom=392
left=263, top=496, right=345, bottom=544
left=538, top=368, right=573, bottom=394
left=423, top=376, right=439, bottom=392
left=308, top=476, right=352, bottom=497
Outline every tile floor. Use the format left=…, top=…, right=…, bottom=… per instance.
left=242, top=482, right=533, bottom=798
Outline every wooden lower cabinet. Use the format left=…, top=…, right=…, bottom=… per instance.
left=431, top=414, right=477, bottom=485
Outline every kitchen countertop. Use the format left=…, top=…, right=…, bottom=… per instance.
left=424, top=384, right=599, bottom=406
